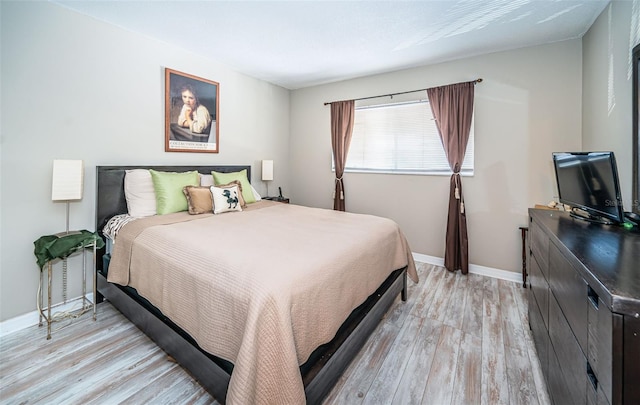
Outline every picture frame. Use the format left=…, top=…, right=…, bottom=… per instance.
left=165, top=68, right=219, bottom=153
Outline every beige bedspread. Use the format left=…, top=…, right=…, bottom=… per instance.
left=108, top=201, right=417, bottom=404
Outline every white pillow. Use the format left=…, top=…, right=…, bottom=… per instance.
left=200, top=173, right=214, bottom=187
left=211, top=185, right=243, bottom=214
left=201, top=173, right=261, bottom=201
left=124, top=169, right=157, bottom=217
left=251, top=185, right=262, bottom=201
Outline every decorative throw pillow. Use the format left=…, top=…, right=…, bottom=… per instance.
left=210, top=185, right=243, bottom=214
left=149, top=170, right=199, bottom=215
left=212, top=169, right=256, bottom=204
left=217, top=180, right=247, bottom=208
left=124, top=169, right=157, bottom=217
left=182, top=186, right=214, bottom=215
left=202, top=173, right=262, bottom=202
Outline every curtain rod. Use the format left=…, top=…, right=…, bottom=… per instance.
left=323, top=78, right=483, bottom=106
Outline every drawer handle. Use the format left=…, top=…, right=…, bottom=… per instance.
left=587, top=361, right=598, bottom=391
left=587, top=285, right=599, bottom=309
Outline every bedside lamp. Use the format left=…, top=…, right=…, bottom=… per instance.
left=50, top=159, right=84, bottom=305
left=51, top=159, right=84, bottom=235
left=262, top=160, right=273, bottom=197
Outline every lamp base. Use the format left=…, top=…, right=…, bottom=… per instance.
left=54, top=201, right=81, bottom=237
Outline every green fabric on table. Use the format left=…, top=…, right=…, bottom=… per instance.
left=33, top=230, right=105, bottom=270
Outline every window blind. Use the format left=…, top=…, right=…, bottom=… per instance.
left=344, top=100, right=474, bottom=175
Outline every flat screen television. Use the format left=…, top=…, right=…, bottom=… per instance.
left=552, top=151, right=625, bottom=225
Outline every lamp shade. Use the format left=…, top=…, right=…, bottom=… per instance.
left=262, top=160, right=274, bottom=181
left=51, top=160, right=84, bottom=201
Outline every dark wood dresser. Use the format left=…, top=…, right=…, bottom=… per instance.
left=528, top=209, right=640, bottom=405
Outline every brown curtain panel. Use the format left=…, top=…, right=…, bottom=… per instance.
left=427, top=81, right=475, bottom=274
left=330, top=100, right=355, bottom=211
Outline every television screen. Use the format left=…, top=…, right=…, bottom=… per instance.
left=553, top=152, right=625, bottom=224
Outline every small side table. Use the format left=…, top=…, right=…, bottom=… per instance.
left=35, top=231, right=100, bottom=339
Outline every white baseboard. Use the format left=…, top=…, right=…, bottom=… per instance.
left=0, top=293, right=95, bottom=338
left=412, top=252, right=522, bottom=284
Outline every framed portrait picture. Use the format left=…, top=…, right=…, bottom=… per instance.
left=165, top=68, right=219, bottom=153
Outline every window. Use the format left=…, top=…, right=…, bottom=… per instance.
left=344, top=99, right=474, bottom=175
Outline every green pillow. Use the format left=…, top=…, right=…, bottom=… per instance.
left=149, top=170, right=200, bottom=215
left=212, top=169, right=256, bottom=204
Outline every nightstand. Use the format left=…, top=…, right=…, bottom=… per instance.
left=34, top=230, right=103, bottom=339
left=263, top=197, right=289, bottom=204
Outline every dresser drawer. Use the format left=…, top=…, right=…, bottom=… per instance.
left=530, top=253, right=549, bottom=329
left=548, top=343, right=570, bottom=405
left=587, top=374, right=611, bottom=405
left=549, top=242, right=588, bottom=353
left=549, top=292, right=587, bottom=404
left=529, top=286, right=549, bottom=382
left=588, top=294, right=613, bottom=404
left=530, top=218, right=549, bottom=279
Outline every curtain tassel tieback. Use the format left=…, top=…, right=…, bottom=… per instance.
left=453, top=173, right=464, bottom=213
left=456, top=185, right=464, bottom=212
left=334, top=177, right=345, bottom=200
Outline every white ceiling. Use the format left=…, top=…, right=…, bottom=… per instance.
left=52, top=0, right=610, bottom=89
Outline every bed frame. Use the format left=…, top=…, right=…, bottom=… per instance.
left=95, top=165, right=408, bottom=404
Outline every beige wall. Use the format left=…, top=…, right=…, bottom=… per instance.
left=0, top=2, right=290, bottom=321
left=290, top=41, right=584, bottom=274
left=582, top=0, right=637, bottom=209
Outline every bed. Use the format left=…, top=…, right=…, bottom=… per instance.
left=95, top=165, right=418, bottom=404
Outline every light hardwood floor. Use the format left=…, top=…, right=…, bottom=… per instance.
left=0, top=263, right=550, bottom=404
